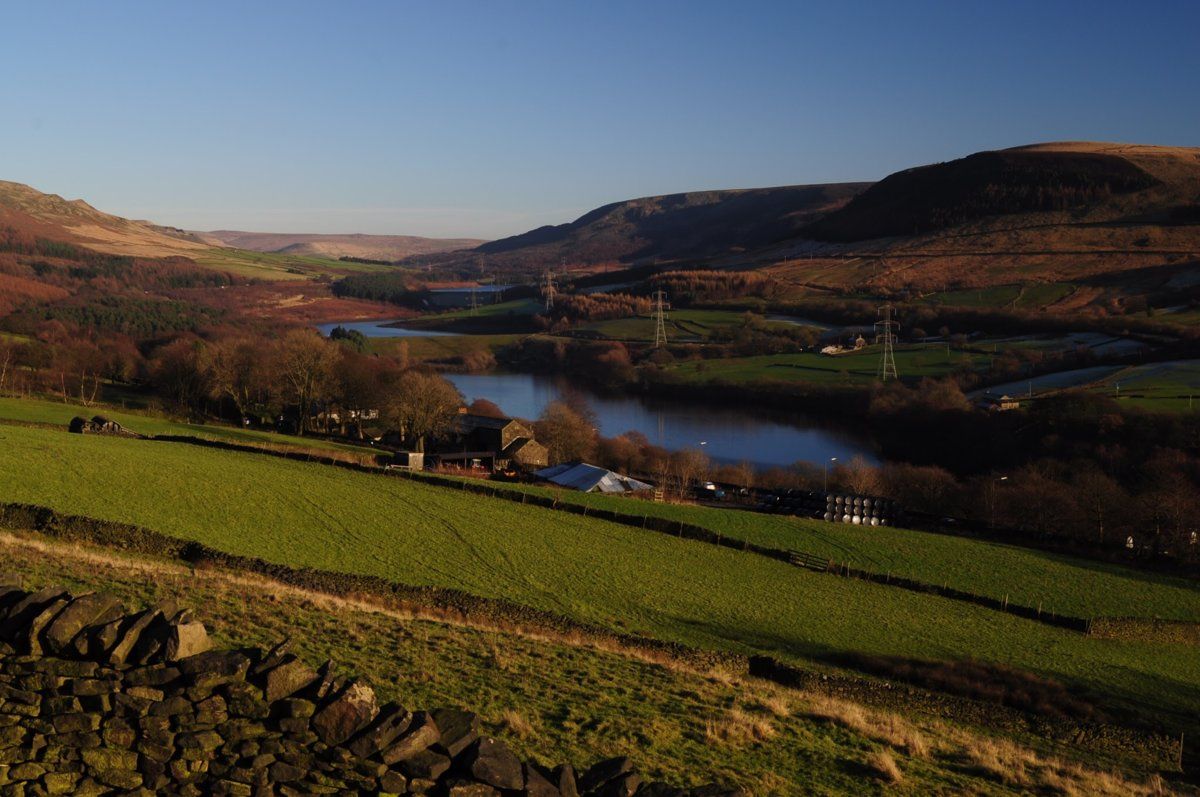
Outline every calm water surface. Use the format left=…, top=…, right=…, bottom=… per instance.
left=447, top=372, right=876, bottom=469
left=315, top=320, right=455, bottom=338
left=317, top=320, right=877, bottom=468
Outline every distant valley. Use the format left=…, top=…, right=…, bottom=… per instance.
left=193, top=229, right=487, bottom=262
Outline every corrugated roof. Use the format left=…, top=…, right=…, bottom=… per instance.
left=534, top=462, right=653, bottom=494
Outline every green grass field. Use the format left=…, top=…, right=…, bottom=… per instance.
left=665, top=344, right=991, bottom=386
left=424, top=297, right=544, bottom=321
left=1, top=423, right=1197, bottom=729
left=503, top=485, right=1200, bottom=622
left=1014, top=282, right=1076, bottom=309
left=1160, top=307, right=1200, bottom=328
left=1087, top=360, right=1200, bottom=413
left=191, top=247, right=389, bottom=280
left=0, top=396, right=377, bottom=455
left=922, top=283, right=1075, bottom=310
left=580, top=310, right=795, bottom=343
left=367, top=333, right=523, bottom=362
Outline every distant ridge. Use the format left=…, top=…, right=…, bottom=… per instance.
left=807, top=141, right=1200, bottom=242
left=195, top=230, right=486, bottom=262
left=400, top=182, right=870, bottom=275
left=0, top=181, right=485, bottom=267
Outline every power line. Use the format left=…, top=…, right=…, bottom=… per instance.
left=653, top=290, right=670, bottom=348
left=875, top=303, right=898, bottom=382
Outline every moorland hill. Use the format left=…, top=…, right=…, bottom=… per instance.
left=195, top=229, right=487, bottom=262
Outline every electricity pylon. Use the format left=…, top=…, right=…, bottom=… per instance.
left=542, top=270, right=556, bottom=312
left=653, top=290, right=670, bottom=348
left=875, top=303, right=899, bottom=382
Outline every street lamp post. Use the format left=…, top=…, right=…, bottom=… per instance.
left=990, top=476, right=1008, bottom=529
left=824, top=457, right=838, bottom=493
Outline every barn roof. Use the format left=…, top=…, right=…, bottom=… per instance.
left=503, top=437, right=546, bottom=456
left=458, top=413, right=525, bottom=432
left=535, top=462, right=653, bottom=494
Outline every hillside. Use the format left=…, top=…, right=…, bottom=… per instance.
left=0, top=181, right=403, bottom=280
left=386, top=142, right=1200, bottom=304
left=6, top=532, right=1177, bottom=795
left=806, top=147, right=1163, bottom=241
left=400, top=183, right=870, bottom=277
left=1, top=422, right=1197, bottom=732
left=197, top=229, right=487, bottom=262
left=0, top=180, right=210, bottom=259
left=753, top=142, right=1200, bottom=300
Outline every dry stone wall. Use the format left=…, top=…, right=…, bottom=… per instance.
left=0, top=577, right=743, bottom=796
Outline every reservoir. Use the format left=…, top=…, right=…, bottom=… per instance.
left=446, top=371, right=876, bottom=470
left=316, top=321, right=877, bottom=468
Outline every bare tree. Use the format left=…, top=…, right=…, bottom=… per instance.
left=1072, top=468, right=1125, bottom=544
left=670, top=448, right=711, bottom=497
left=209, top=337, right=272, bottom=423
left=149, top=337, right=214, bottom=417
left=840, top=455, right=881, bottom=496
left=384, top=370, right=462, bottom=452
left=535, top=400, right=597, bottom=464
left=277, top=330, right=338, bottom=434
left=0, top=338, right=16, bottom=396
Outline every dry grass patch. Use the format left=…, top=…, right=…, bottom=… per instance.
left=800, top=693, right=928, bottom=758
left=956, top=734, right=1181, bottom=796
left=704, top=707, right=777, bottom=745
left=866, top=749, right=903, bottom=784
left=745, top=693, right=791, bottom=718
left=499, top=708, right=535, bottom=740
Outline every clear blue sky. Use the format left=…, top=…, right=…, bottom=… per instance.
left=2, top=1, right=1196, bottom=239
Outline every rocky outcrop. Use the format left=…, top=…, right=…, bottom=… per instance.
left=0, top=577, right=744, bottom=796
left=67, top=416, right=140, bottom=437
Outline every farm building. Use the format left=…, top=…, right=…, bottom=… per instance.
left=978, top=393, right=1021, bottom=412
left=429, top=412, right=548, bottom=471
left=535, top=462, right=653, bottom=494
left=390, top=451, right=425, bottom=470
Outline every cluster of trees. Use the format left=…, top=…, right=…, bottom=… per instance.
left=330, top=272, right=422, bottom=305
left=501, top=318, right=818, bottom=389
left=0, top=320, right=467, bottom=452
left=0, top=323, right=141, bottom=406
left=8, top=295, right=225, bottom=338
left=812, top=451, right=1200, bottom=561
left=144, top=329, right=462, bottom=449
left=538, top=293, right=652, bottom=325
left=704, top=313, right=820, bottom=356
left=856, top=383, right=1200, bottom=559
left=646, top=270, right=780, bottom=304
left=500, top=337, right=638, bottom=386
